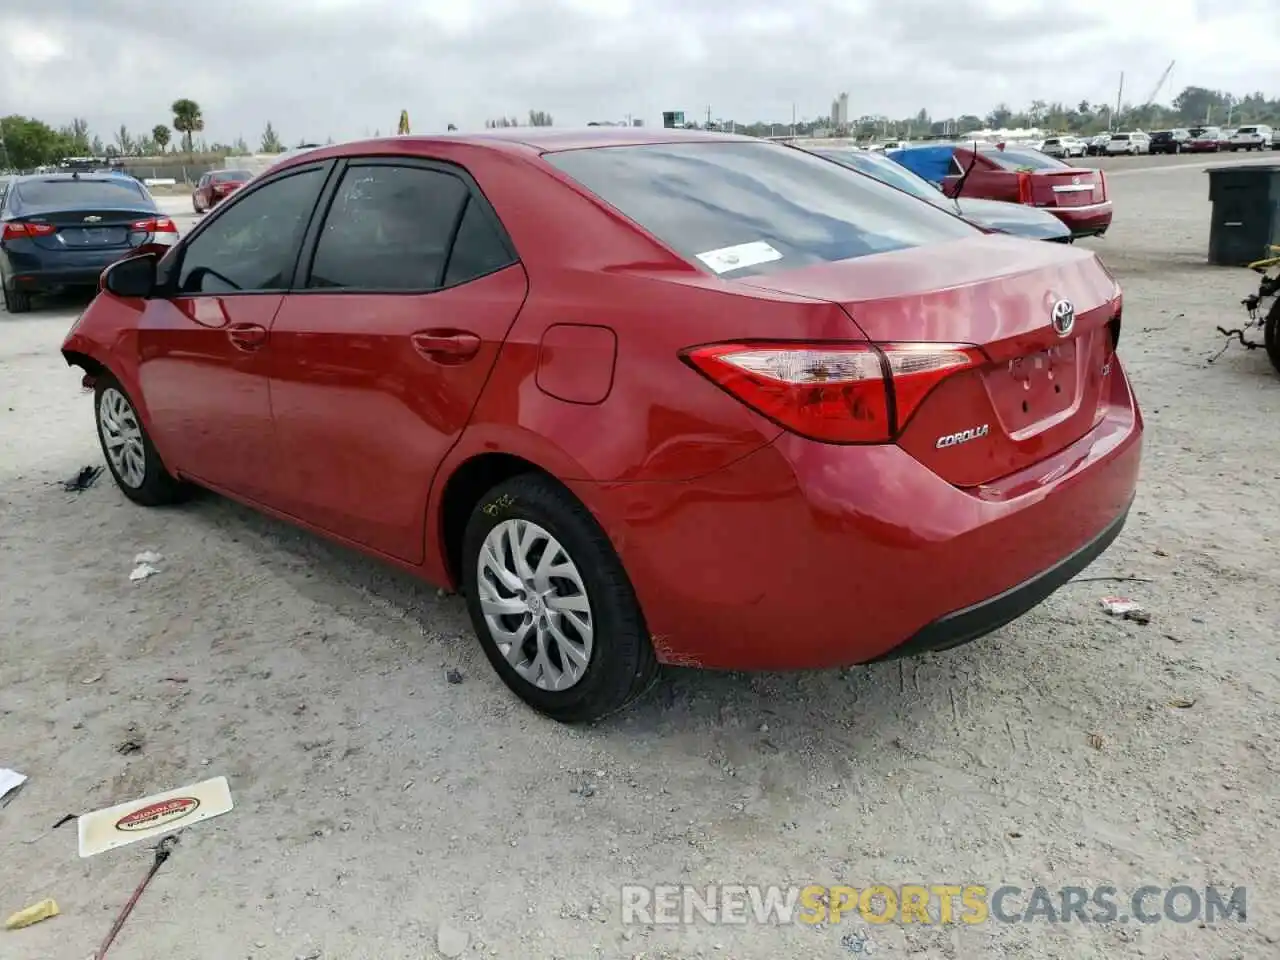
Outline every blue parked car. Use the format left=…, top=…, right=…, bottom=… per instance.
left=0, top=173, right=178, bottom=314
left=805, top=147, right=1072, bottom=243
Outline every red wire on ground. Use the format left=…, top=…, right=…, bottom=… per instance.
left=95, top=835, right=179, bottom=959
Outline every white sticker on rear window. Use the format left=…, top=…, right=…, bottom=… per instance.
left=695, top=240, right=782, bottom=274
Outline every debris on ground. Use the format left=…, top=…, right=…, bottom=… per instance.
left=0, top=768, right=26, bottom=807
left=96, top=837, right=177, bottom=958
left=1100, top=597, right=1151, bottom=624
left=78, top=776, right=233, bottom=858
left=445, top=668, right=464, bottom=685
left=81, top=674, right=103, bottom=685
left=1169, top=698, right=1197, bottom=709
left=4, top=898, right=59, bottom=930
left=129, top=551, right=164, bottom=582
left=61, top=465, right=102, bottom=493
left=1088, top=733, right=1105, bottom=750
left=117, top=739, right=143, bottom=756
left=436, top=921, right=469, bottom=958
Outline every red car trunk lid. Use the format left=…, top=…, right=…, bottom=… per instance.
left=734, top=235, right=1122, bottom=485
left=1031, top=168, right=1105, bottom=207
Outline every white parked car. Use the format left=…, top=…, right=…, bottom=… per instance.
left=1230, top=125, right=1273, bottom=152
left=1041, top=136, right=1086, bottom=158
left=1105, top=132, right=1150, bottom=155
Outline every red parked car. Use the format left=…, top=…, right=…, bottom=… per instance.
left=61, top=130, right=1142, bottom=721
left=889, top=143, right=1111, bottom=239
left=1185, top=127, right=1225, bottom=153
left=192, top=168, right=252, bottom=213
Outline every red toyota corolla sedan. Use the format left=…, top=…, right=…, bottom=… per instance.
left=61, top=129, right=1143, bottom=722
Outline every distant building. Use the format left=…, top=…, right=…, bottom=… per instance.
left=830, top=93, right=850, bottom=127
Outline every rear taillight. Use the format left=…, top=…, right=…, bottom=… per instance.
left=131, top=217, right=177, bottom=233
left=682, top=341, right=985, bottom=444
left=1098, top=170, right=1108, bottom=201
left=2, top=222, right=57, bottom=241
left=1016, top=172, right=1033, bottom=204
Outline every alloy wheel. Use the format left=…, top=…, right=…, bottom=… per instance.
left=98, top=387, right=147, bottom=488
left=477, top=518, right=594, bottom=692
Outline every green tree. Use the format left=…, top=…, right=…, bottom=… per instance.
left=171, top=98, right=204, bottom=152
left=528, top=109, right=553, bottom=127
left=152, top=125, right=171, bottom=151
left=60, top=117, right=91, bottom=155
left=115, top=125, right=134, bottom=156
left=0, top=115, right=68, bottom=168
left=231, top=136, right=250, bottom=155
left=260, top=121, right=283, bottom=153
left=90, top=135, right=105, bottom=155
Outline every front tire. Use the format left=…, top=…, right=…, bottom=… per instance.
left=1265, top=300, right=1280, bottom=376
left=461, top=473, right=658, bottom=723
left=94, top=374, right=189, bottom=506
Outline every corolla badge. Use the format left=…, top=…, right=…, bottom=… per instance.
left=1051, top=298, right=1075, bottom=337
left=935, top=424, right=989, bottom=449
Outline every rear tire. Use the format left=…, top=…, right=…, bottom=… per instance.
left=2, top=284, right=32, bottom=314
left=94, top=373, right=189, bottom=506
left=460, top=473, right=658, bottom=723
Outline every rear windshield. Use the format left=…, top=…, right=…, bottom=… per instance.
left=1236, top=127, right=1258, bottom=134
left=212, top=170, right=251, bottom=182
left=14, top=177, right=147, bottom=208
left=1110, top=135, right=1131, bottom=142
left=544, top=142, right=978, bottom=278
left=980, top=148, right=1069, bottom=171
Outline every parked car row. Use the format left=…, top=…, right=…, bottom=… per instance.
left=56, top=128, right=1141, bottom=721
left=885, top=141, right=1112, bottom=238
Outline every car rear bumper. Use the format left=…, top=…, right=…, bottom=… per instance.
left=1040, top=202, right=1112, bottom=238
left=580, top=359, right=1143, bottom=671
left=2, top=244, right=167, bottom=291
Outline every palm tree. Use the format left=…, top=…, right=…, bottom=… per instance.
left=152, top=125, right=171, bottom=152
left=171, top=99, right=204, bottom=153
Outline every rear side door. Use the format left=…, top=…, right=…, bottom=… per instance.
left=266, top=157, right=527, bottom=562
left=137, top=163, right=332, bottom=500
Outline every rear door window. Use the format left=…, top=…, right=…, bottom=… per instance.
left=307, top=164, right=470, bottom=290
left=545, top=141, right=978, bottom=279
left=176, top=167, right=325, bottom=294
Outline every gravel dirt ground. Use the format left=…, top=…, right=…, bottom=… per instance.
left=2, top=161, right=1279, bottom=960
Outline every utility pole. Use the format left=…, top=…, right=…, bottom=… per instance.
left=1112, top=71, right=1124, bottom=130
left=706, top=105, right=712, bottom=130
left=791, top=103, right=796, bottom=137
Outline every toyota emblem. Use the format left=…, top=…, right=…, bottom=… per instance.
left=1051, top=299, right=1075, bottom=337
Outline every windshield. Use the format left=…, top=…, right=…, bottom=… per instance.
left=545, top=141, right=978, bottom=279
left=1236, top=127, right=1257, bottom=134
left=811, top=149, right=951, bottom=209
left=212, top=170, right=251, bottom=182
left=14, top=177, right=148, bottom=208
left=980, top=148, right=1070, bottom=171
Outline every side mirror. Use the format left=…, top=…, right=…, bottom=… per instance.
left=101, top=253, right=158, bottom=299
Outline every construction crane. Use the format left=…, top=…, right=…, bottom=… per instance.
left=1143, top=61, right=1175, bottom=109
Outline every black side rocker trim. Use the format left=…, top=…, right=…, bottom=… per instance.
left=869, top=498, right=1134, bottom=663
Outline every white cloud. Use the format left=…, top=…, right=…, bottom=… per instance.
left=0, top=0, right=1275, bottom=144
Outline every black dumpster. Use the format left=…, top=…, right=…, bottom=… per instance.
left=1207, top=164, right=1280, bottom=266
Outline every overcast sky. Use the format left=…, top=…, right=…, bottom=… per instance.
left=3, top=0, right=1278, bottom=144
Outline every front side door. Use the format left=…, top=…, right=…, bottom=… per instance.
left=137, top=164, right=330, bottom=501
left=267, top=158, right=528, bottom=562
